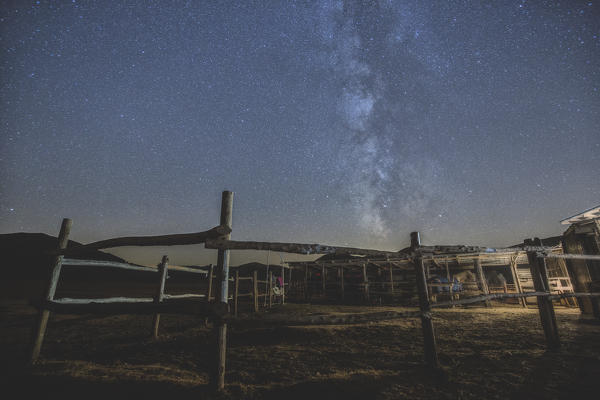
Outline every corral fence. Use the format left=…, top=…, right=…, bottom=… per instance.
left=30, top=191, right=600, bottom=390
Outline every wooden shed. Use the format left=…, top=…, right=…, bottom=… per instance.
left=560, top=205, right=600, bottom=316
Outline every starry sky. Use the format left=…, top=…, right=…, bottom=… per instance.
left=1, top=1, right=599, bottom=266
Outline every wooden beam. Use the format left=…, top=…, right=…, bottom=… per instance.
left=389, top=264, right=394, bottom=295
left=206, top=264, right=214, bottom=301
left=152, top=255, right=169, bottom=339
left=525, top=238, right=560, bottom=349
left=362, top=263, right=369, bottom=302
left=30, top=218, right=72, bottom=364
left=340, top=266, right=345, bottom=301
left=36, top=297, right=228, bottom=317
left=253, top=270, right=259, bottom=312
left=509, top=256, right=527, bottom=307
left=281, top=264, right=286, bottom=305
left=205, top=239, right=398, bottom=257
left=233, top=270, right=239, bottom=317
left=57, top=225, right=231, bottom=256
left=474, top=258, right=491, bottom=307
left=411, top=232, right=440, bottom=370
left=212, top=191, right=233, bottom=392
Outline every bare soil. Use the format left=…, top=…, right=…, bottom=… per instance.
left=1, top=300, right=599, bottom=400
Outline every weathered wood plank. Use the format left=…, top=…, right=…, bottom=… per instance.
left=526, top=238, right=560, bottom=349
left=30, top=218, right=72, bottom=364
left=152, top=256, right=169, bottom=339
left=473, top=258, right=491, bottom=307
left=212, top=191, right=233, bottom=392
left=205, top=239, right=398, bottom=256
left=35, top=298, right=228, bottom=317
left=56, top=224, right=231, bottom=255
left=411, top=232, right=440, bottom=370
left=62, top=259, right=157, bottom=273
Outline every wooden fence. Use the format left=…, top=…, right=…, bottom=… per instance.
left=30, top=191, right=600, bottom=390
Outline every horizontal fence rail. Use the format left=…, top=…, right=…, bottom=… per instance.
left=61, top=258, right=208, bottom=274
left=55, top=224, right=231, bottom=256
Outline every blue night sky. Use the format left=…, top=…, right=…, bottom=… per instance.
left=1, top=1, right=599, bottom=266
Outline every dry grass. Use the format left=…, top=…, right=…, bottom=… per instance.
left=1, top=300, right=599, bottom=399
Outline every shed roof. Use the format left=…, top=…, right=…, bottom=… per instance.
left=560, top=205, right=600, bottom=225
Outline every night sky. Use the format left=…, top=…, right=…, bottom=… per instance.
left=1, top=1, right=599, bottom=266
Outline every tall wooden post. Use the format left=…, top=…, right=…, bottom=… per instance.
left=233, top=270, right=239, bottom=317
left=474, top=258, right=491, bottom=307
left=510, top=256, right=527, bottom=307
left=281, top=264, right=285, bottom=305
left=411, top=232, right=440, bottom=370
left=206, top=264, right=214, bottom=301
left=30, top=218, right=72, bottom=363
left=525, top=238, right=560, bottom=349
left=152, top=255, right=169, bottom=339
left=304, top=264, right=309, bottom=301
left=211, top=191, right=233, bottom=391
left=269, top=271, right=273, bottom=307
left=253, top=270, right=259, bottom=312
left=319, top=264, right=325, bottom=295
left=339, top=266, right=345, bottom=301
left=389, top=264, right=394, bottom=295
left=362, top=263, right=370, bottom=303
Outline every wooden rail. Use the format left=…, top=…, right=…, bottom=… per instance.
left=56, top=225, right=231, bottom=256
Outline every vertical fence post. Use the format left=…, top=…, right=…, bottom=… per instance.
left=321, top=264, right=326, bottom=295
left=525, top=238, right=560, bottom=349
left=210, top=191, right=233, bottom=391
left=510, top=256, right=527, bottom=307
left=281, top=264, right=285, bottom=305
left=253, top=270, right=259, bottom=312
left=269, top=271, right=273, bottom=308
left=474, top=257, right=491, bottom=307
left=340, top=266, right=345, bottom=302
left=30, top=218, right=72, bottom=364
left=233, top=270, right=239, bottom=317
left=362, top=263, right=370, bottom=303
left=411, top=232, right=440, bottom=370
left=152, top=255, right=169, bottom=339
left=304, top=264, right=309, bottom=301
left=206, top=264, right=214, bottom=301
left=389, top=263, right=394, bottom=296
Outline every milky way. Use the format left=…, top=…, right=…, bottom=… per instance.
left=1, top=1, right=599, bottom=265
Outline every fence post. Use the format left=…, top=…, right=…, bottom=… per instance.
left=269, top=271, right=273, bottom=308
left=411, top=232, right=440, bottom=370
left=321, top=264, right=326, bottom=295
left=233, top=270, right=239, bottom=317
left=30, top=218, right=72, bottom=363
left=340, top=266, right=345, bottom=301
left=389, top=264, right=394, bottom=296
left=362, top=263, right=370, bottom=303
left=152, top=255, right=169, bottom=339
left=210, top=190, right=233, bottom=391
left=253, top=270, right=259, bottom=312
left=206, top=264, right=214, bottom=301
left=474, top=257, right=491, bottom=307
left=304, top=264, right=309, bottom=301
left=281, top=264, right=285, bottom=305
left=525, top=238, right=560, bottom=349
left=510, top=256, right=527, bottom=307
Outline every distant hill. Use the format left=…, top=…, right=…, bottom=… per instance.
left=0, top=232, right=127, bottom=279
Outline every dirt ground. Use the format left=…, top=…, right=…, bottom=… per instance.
left=1, top=300, right=599, bottom=400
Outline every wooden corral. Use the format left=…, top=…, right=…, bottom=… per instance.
left=285, top=239, right=576, bottom=309
left=27, top=192, right=600, bottom=393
